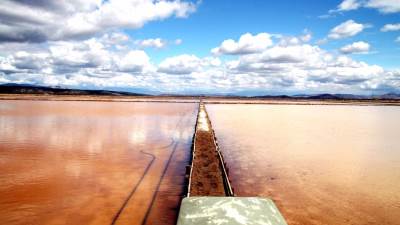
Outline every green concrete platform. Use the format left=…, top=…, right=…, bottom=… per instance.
left=177, top=197, right=288, bottom=225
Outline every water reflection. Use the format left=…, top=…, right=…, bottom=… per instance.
left=208, top=104, right=400, bottom=225
left=0, top=100, right=197, bottom=225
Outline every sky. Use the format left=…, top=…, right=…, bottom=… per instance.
left=0, top=0, right=399, bottom=95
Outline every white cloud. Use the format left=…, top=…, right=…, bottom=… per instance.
left=0, top=34, right=154, bottom=78
left=117, top=50, right=152, bottom=72
left=381, top=23, right=400, bottom=32
left=133, top=37, right=184, bottom=49
left=100, top=32, right=130, bottom=45
left=331, top=0, right=400, bottom=14
left=338, top=0, right=361, bottom=11
left=0, top=0, right=197, bottom=43
left=224, top=40, right=389, bottom=93
left=158, top=54, right=220, bottom=75
left=211, top=33, right=273, bottom=55
left=135, top=38, right=167, bottom=49
left=328, top=20, right=367, bottom=40
left=229, top=44, right=328, bottom=73
left=365, top=0, right=400, bottom=14
left=300, top=32, right=312, bottom=42
left=158, top=54, right=200, bottom=74
left=0, top=30, right=398, bottom=94
left=49, top=38, right=112, bottom=72
left=340, top=41, right=370, bottom=54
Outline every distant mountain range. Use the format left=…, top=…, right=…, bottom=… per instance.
left=1, top=83, right=399, bottom=100
left=255, top=93, right=400, bottom=100
left=0, top=83, right=147, bottom=96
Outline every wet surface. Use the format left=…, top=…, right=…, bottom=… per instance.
left=0, top=100, right=197, bottom=225
left=207, top=104, right=400, bottom=225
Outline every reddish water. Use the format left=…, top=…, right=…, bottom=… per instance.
left=207, top=104, right=400, bottom=225
left=0, top=100, right=197, bottom=225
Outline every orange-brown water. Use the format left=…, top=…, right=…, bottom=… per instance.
left=0, top=100, right=197, bottom=225
left=207, top=104, right=400, bottom=225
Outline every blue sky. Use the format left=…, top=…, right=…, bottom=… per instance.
left=132, top=0, right=399, bottom=67
left=0, top=0, right=399, bottom=95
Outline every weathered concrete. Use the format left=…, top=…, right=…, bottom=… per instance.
left=177, top=197, right=288, bottom=225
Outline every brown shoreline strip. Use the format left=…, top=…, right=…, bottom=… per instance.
left=188, top=102, right=233, bottom=196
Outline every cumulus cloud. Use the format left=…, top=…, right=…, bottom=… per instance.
left=158, top=54, right=220, bottom=75
left=340, top=41, right=370, bottom=54
left=158, top=54, right=199, bottom=74
left=211, top=33, right=273, bottom=55
left=300, top=31, right=312, bottom=42
left=117, top=50, right=152, bottom=72
left=133, top=38, right=184, bottom=49
left=328, top=20, right=368, bottom=40
left=0, top=0, right=197, bottom=43
left=278, top=33, right=313, bottom=46
left=365, top=0, right=400, bottom=14
left=0, top=29, right=398, bottom=94
left=48, top=39, right=115, bottom=75
left=338, top=0, right=361, bottom=11
left=227, top=44, right=328, bottom=73
left=0, top=33, right=155, bottom=82
left=381, top=23, right=400, bottom=32
left=331, top=0, right=400, bottom=14
left=221, top=35, right=392, bottom=93
left=135, top=38, right=167, bottom=49
left=100, top=32, right=130, bottom=45
left=1, top=1, right=398, bottom=94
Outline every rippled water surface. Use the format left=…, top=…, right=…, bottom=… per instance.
left=208, top=104, right=400, bottom=225
left=0, top=100, right=197, bottom=225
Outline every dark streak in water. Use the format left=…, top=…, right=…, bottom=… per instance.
left=140, top=112, right=190, bottom=225
left=110, top=150, right=156, bottom=225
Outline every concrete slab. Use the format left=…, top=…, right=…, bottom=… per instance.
left=177, top=197, right=288, bottom=225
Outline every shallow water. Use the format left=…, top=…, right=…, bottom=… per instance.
left=207, top=104, right=400, bottom=225
left=0, top=100, right=197, bottom=225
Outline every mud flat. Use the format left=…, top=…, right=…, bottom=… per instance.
left=207, top=104, right=400, bottom=225
left=188, top=104, right=227, bottom=196
left=0, top=100, right=197, bottom=225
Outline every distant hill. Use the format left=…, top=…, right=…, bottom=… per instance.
left=1, top=83, right=399, bottom=100
left=0, top=83, right=148, bottom=96
left=376, top=93, right=400, bottom=100
left=256, top=93, right=400, bottom=100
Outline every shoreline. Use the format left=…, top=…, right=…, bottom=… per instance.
left=1, top=94, right=400, bottom=106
